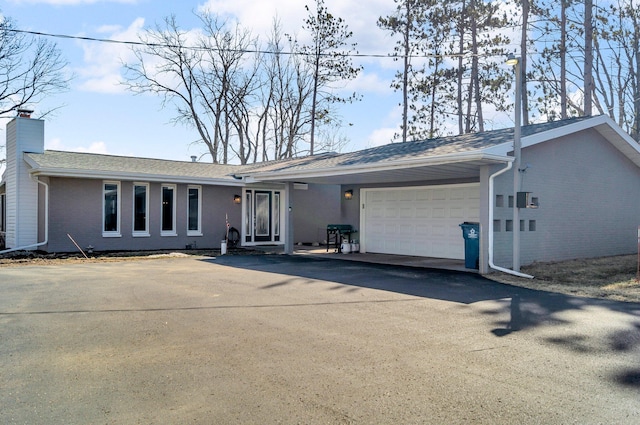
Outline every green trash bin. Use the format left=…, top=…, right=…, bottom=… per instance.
left=459, top=222, right=480, bottom=269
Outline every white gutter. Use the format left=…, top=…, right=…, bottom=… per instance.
left=0, top=176, right=49, bottom=254
left=488, top=161, right=534, bottom=279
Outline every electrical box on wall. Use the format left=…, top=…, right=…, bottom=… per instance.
left=517, top=192, right=539, bottom=209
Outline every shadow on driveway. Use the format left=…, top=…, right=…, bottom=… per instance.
left=207, top=254, right=640, bottom=388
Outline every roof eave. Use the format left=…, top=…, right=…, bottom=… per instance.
left=27, top=167, right=244, bottom=186
left=483, top=115, right=640, bottom=164
left=244, top=152, right=512, bottom=183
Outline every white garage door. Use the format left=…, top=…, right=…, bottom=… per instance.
left=361, top=184, right=480, bottom=260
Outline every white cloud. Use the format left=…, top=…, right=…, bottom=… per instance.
left=199, top=0, right=303, bottom=38
left=46, top=137, right=64, bottom=150
left=76, top=141, right=109, bottom=153
left=75, top=18, right=145, bottom=94
left=367, top=127, right=397, bottom=148
left=344, top=71, right=392, bottom=96
left=9, top=0, right=137, bottom=5
left=46, top=138, right=109, bottom=154
left=199, top=0, right=396, bottom=55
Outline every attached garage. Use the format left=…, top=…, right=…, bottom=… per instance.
left=360, top=183, right=480, bottom=260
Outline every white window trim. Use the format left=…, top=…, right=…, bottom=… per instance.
left=132, top=182, right=150, bottom=237
left=102, top=180, right=121, bottom=237
left=161, top=184, right=177, bottom=237
left=187, top=185, right=203, bottom=236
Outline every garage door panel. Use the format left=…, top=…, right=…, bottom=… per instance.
left=432, top=207, right=446, bottom=218
left=432, top=189, right=447, bottom=200
left=363, top=184, right=479, bottom=260
left=385, top=207, right=399, bottom=218
left=415, top=190, right=429, bottom=201
left=399, top=207, right=414, bottom=219
left=450, top=188, right=466, bottom=199
left=450, top=207, right=464, bottom=218
left=398, top=190, right=415, bottom=202
left=415, top=207, right=430, bottom=218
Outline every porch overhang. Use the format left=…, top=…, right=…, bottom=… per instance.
left=243, top=152, right=513, bottom=185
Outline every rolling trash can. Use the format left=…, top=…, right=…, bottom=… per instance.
left=459, top=222, right=480, bottom=269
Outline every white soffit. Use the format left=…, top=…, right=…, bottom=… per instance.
left=246, top=153, right=512, bottom=185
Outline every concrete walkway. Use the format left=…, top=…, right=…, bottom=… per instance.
left=293, top=245, right=473, bottom=273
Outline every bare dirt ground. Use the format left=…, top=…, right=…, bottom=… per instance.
left=1, top=249, right=639, bottom=303
left=485, top=254, right=640, bottom=303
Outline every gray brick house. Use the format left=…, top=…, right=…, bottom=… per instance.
left=2, top=113, right=640, bottom=275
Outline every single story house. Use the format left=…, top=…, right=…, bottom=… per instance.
left=2, top=113, right=640, bottom=275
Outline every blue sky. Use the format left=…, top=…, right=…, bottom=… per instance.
left=1, top=0, right=405, bottom=165
left=1, top=0, right=516, bottom=167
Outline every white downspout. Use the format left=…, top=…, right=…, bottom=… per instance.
left=0, top=176, right=49, bottom=254
left=488, top=161, right=534, bottom=279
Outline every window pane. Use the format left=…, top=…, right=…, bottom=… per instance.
left=255, top=193, right=270, bottom=236
left=104, top=183, right=118, bottom=232
left=134, top=185, right=147, bottom=232
left=245, top=191, right=252, bottom=241
left=162, top=186, right=174, bottom=232
left=273, top=193, right=280, bottom=236
left=188, top=187, right=199, bottom=231
left=1, top=194, right=5, bottom=232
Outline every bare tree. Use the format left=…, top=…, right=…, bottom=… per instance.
left=531, top=0, right=640, bottom=140
left=596, top=0, right=640, bottom=140
left=264, top=19, right=315, bottom=160
left=0, top=15, right=70, bottom=165
left=122, top=13, right=259, bottom=164
left=530, top=0, right=584, bottom=120
left=584, top=0, right=594, bottom=116
left=198, top=14, right=261, bottom=164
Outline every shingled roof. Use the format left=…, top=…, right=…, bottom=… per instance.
left=241, top=116, right=595, bottom=176
left=21, top=116, right=611, bottom=185
left=24, top=150, right=244, bottom=184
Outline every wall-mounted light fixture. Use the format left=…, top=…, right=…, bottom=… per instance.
left=344, top=189, right=353, bottom=200
left=233, top=194, right=241, bottom=204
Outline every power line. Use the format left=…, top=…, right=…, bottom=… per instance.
left=7, top=27, right=505, bottom=60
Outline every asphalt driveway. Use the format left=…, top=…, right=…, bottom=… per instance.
left=1, top=254, right=639, bottom=424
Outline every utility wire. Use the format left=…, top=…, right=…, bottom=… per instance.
left=8, top=27, right=509, bottom=60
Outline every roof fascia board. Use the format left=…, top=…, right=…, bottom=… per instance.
left=246, top=152, right=512, bottom=182
left=27, top=167, right=244, bottom=186
left=23, top=155, right=246, bottom=186
left=483, top=115, right=639, bottom=158
left=482, top=119, right=603, bottom=155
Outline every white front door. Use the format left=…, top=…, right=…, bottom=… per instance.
left=361, top=184, right=480, bottom=259
left=243, top=189, right=282, bottom=245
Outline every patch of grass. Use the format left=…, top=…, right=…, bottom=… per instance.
left=487, top=254, right=640, bottom=303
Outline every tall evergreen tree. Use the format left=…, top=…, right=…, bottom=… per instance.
left=295, top=0, right=361, bottom=155
left=378, top=0, right=430, bottom=142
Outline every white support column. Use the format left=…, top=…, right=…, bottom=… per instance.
left=284, top=182, right=294, bottom=254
